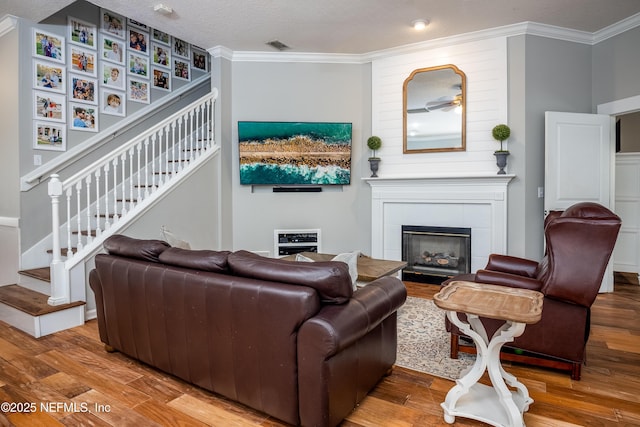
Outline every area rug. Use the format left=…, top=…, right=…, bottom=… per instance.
left=396, top=296, right=476, bottom=380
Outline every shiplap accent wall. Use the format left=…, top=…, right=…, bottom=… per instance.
left=371, top=37, right=508, bottom=177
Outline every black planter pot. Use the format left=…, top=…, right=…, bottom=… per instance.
left=494, top=151, right=510, bottom=175
left=368, top=158, right=380, bottom=177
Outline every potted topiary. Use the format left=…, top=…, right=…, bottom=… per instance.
left=367, top=135, right=382, bottom=177
left=492, top=124, right=511, bottom=175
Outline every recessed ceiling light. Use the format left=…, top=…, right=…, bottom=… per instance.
left=412, top=19, right=429, bottom=30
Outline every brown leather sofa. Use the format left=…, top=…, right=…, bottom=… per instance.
left=444, top=202, right=621, bottom=380
left=89, top=235, right=407, bottom=426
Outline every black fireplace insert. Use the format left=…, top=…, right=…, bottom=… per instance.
left=402, top=225, right=471, bottom=284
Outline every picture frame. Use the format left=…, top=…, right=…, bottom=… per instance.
left=33, top=29, right=65, bottom=64
left=67, top=16, right=96, bottom=49
left=100, top=9, right=125, bottom=39
left=151, top=28, right=170, bottom=45
left=70, top=74, right=98, bottom=104
left=100, top=88, right=126, bottom=117
left=100, top=34, right=125, bottom=65
left=172, top=36, right=190, bottom=59
left=128, top=28, right=148, bottom=54
left=128, top=51, right=149, bottom=78
left=128, top=78, right=150, bottom=104
left=69, top=102, right=98, bottom=132
left=69, top=45, right=97, bottom=76
left=173, top=58, right=190, bottom=81
left=128, top=18, right=148, bottom=31
left=101, top=62, right=125, bottom=90
left=33, top=60, right=65, bottom=93
left=151, top=43, right=171, bottom=68
left=33, top=91, right=66, bottom=123
left=34, top=121, right=66, bottom=151
left=152, top=68, right=171, bottom=91
left=191, top=47, right=208, bottom=72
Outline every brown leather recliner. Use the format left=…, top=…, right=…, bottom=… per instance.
left=445, top=202, right=621, bottom=380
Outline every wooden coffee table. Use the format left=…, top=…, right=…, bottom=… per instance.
left=433, top=280, right=544, bottom=427
left=283, top=252, right=407, bottom=285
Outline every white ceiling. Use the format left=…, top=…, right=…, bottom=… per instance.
left=3, top=0, right=640, bottom=54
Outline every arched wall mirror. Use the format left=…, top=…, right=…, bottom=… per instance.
left=403, top=64, right=466, bottom=153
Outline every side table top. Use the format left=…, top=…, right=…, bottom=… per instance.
left=433, top=280, right=544, bottom=324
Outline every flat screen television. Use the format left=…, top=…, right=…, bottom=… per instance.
left=238, top=121, right=352, bottom=186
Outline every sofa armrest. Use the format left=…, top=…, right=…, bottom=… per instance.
left=485, top=254, right=539, bottom=278
left=298, top=276, right=406, bottom=359
left=475, top=269, right=544, bottom=291
left=297, top=276, right=406, bottom=427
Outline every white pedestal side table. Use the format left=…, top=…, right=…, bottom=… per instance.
left=433, top=280, right=544, bottom=427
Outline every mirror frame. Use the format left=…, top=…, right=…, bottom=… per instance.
left=403, top=64, right=467, bottom=154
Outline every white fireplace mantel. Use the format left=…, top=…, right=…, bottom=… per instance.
left=365, top=174, right=515, bottom=273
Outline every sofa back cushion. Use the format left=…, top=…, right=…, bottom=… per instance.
left=103, top=234, right=170, bottom=262
left=159, top=247, right=231, bottom=273
left=228, top=250, right=353, bottom=304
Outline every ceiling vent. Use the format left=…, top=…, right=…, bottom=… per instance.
left=266, top=40, right=291, bottom=51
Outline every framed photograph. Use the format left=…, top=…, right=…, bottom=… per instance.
left=128, top=18, right=148, bottom=31
left=34, top=91, right=65, bottom=123
left=128, top=78, right=149, bottom=104
left=69, top=103, right=98, bottom=132
left=67, top=16, right=96, bottom=49
left=100, top=34, right=125, bottom=65
left=33, top=60, right=65, bottom=93
left=151, top=28, right=170, bottom=45
left=101, top=62, right=125, bottom=90
left=151, top=43, right=171, bottom=68
left=128, top=28, right=148, bottom=53
left=100, top=9, right=125, bottom=39
left=191, top=47, right=208, bottom=72
left=100, top=88, right=126, bottom=116
left=172, top=37, right=189, bottom=59
left=70, top=74, right=97, bottom=104
left=69, top=45, right=97, bottom=76
left=34, top=122, right=66, bottom=151
left=173, top=58, right=190, bottom=81
left=33, top=29, right=65, bottom=64
left=128, top=52, right=149, bottom=78
left=152, top=68, right=171, bottom=91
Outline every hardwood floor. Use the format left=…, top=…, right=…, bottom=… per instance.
left=0, top=279, right=639, bottom=426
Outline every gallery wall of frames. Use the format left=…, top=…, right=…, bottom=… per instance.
left=32, top=8, right=210, bottom=152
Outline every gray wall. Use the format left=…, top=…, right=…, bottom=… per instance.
left=507, top=35, right=593, bottom=260
left=228, top=61, right=372, bottom=256
left=593, top=26, right=640, bottom=108
left=0, top=22, right=20, bottom=218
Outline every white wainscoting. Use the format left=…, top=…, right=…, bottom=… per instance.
left=614, top=153, right=640, bottom=274
left=366, top=175, right=514, bottom=273
left=0, top=217, right=20, bottom=286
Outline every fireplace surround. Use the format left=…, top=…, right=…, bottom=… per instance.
left=366, top=174, right=514, bottom=275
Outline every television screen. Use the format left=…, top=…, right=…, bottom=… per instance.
left=238, top=121, right=352, bottom=186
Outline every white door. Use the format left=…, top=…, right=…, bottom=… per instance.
left=544, top=111, right=615, bottom=292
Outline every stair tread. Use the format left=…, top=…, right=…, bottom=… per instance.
left=0, top=285, right=84, bottom=316
left=18, top=267, right=51, bottom=283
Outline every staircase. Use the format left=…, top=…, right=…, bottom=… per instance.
left=0, top=88, right=219, bottom=338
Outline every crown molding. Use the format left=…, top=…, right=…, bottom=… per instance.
left=209, top=16, right=640, bottom=64
left=0, top=15, right=18, bottom=39
left=593, top=12, right=640, bottom=44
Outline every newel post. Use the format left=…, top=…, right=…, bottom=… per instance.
left=48, top=174, right=69, bottom=305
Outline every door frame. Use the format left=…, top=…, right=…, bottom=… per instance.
left=598, top=95, right=640, bottom=283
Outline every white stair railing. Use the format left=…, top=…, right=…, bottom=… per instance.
left=47, top=89, right=218, bottom=306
